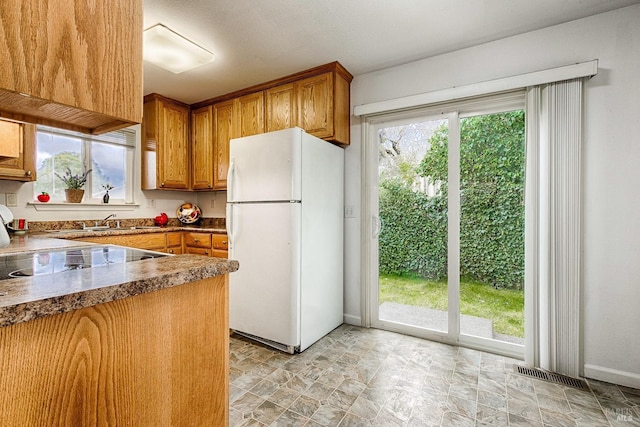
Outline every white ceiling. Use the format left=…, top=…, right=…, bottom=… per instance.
left=143, top=0, right=640, bottom=104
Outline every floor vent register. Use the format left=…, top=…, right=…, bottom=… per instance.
left=513, top=365, right=590, bottom=390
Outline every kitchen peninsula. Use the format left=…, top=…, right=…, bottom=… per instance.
left=0, top=235, right=238, bottom=426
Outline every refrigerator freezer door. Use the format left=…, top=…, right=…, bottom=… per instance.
left=228, top=128, right=302, bottom=203
left=228, top=202, right=301, bottom=348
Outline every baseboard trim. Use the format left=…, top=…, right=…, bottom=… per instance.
left=584, top=364, right=640, bottom=389
left=343, top=314, right=362, bottom=326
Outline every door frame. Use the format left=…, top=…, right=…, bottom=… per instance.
left=360, top=94, right=528, bottom=360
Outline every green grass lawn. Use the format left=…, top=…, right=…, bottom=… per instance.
left=379, top=273, right=524, bottom=337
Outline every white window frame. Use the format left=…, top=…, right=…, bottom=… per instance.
left=33, top=126, right=136, bottom=206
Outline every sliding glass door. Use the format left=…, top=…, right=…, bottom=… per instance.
left=368, top=93, right=526, bottom=357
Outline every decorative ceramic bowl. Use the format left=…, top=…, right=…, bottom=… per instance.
left=176, top=203, right=202, bottom=224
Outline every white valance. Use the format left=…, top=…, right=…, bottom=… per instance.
left=354, top=60, right=597, bottom=117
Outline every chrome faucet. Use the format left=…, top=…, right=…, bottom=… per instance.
left=100, top=213, right=117, bottom=226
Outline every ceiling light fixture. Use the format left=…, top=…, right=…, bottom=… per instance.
left=143, top=24, right=215, bottom=74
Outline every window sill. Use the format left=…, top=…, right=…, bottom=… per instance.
left=27, top=202, right=140, bottom=212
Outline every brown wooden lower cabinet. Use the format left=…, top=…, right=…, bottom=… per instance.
left=77, top=232, right=167, bottom=251
left=0, top=275, right=229, bottom=426
left=184, top=232, right=228, bottom=258
left=76, top=231, right=228, bottom=258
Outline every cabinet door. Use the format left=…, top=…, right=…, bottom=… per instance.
left=236, top=92, right=265, bottom=137
left=191, top=105, right=214, bottom=190
left=166, top=232, right=183, bottom=254
left=296, top=72, right=334, bottom=139
left=212, top=234, right=228, bottom=258
left=0, top=121, right=20, bottom=158
left=213, top=100, right=234, bottom=190
left=266, top=83, right=296, bottom=133
left=158, top=99, right=190, bottom=190
left=0, top=123, right=36, bottom=181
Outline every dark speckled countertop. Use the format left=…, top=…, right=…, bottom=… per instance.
left=0, top=234, right=238, bottom=328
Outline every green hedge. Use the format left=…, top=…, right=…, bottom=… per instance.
left=378, top=110, right=525, bottom=290
left=379, top=179, right=524, bottom=289
left=378, top=179, right=448, bottom=280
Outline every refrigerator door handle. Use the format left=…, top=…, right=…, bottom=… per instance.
left=227, top=159, right=235, bottom=201
left=226, top=203, right=234, bottom=249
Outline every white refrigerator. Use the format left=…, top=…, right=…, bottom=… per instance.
left=226, top=127, right=344, bottom=353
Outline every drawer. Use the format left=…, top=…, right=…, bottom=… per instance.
left=212, top=234, right=228, bottom=250
left=211, top=249, right=228, bottom=259
left=184, top=232, right=212, bottom=248
left=185, top=246, right=211, bottom=256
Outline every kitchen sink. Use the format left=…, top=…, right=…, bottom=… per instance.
left=44, top=226, right=163, bottom=233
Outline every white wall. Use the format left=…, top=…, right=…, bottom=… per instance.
left=344, top=5, right=640, bottom=387
left=0, top=124, right=228, bottom=223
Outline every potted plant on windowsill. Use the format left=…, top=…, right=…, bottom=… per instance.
left=55, top=167, right=92, bottom=203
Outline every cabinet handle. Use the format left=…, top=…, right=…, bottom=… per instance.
left=194, top=238, right=199, bottom=243
left=169, top=249, right=174, bottom=254
left=222, top=240, right=227, bottom=244
left=205, top=251, right=209, bottom=256
left=25, top=170, right=32, bottom=176
left=161, top=182, right=165, bottom=187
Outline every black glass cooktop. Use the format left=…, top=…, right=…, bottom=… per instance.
left=0, top=246, right=167, bottom=280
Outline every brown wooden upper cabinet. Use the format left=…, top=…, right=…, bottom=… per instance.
left=269, top=66, right=351, bottom=145
left=0, top=1, right=142, bottom=134
left=142, top=94, right=190, bottom=190
left=212, top=92, right=265, bottom=190
left=141, top=62, right=351, bottom=192
left=0, top=121, right=36, bottom=182
left=266, top=70, right=351, bottom=145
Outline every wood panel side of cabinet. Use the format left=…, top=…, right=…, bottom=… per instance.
left=266, top=83, right=296, bottom=133
left=0, top=275, right=229, bottom=426
left=0, top=0, right=143, bottom=134
left=213, top=100, right=234, bottom=190
left=141, top=100, right=158, bottom=190
left=191, top=105, right=214, bottom=190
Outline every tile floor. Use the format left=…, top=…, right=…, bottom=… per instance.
left=229, top=325, right=640, bottom=426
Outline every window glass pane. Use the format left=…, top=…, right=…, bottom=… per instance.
left=91, top=142, right=126, bottom=199
left=34, top=132, right=83, bottom=201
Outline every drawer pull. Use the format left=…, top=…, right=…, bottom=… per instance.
left=169, top=249, right=174, bottom=254
left=222, top=240, right=227, bottom=244
left=194, top=238, right=199, bottom=243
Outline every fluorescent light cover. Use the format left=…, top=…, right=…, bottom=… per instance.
left=143, top=24, right=215, bottom=74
